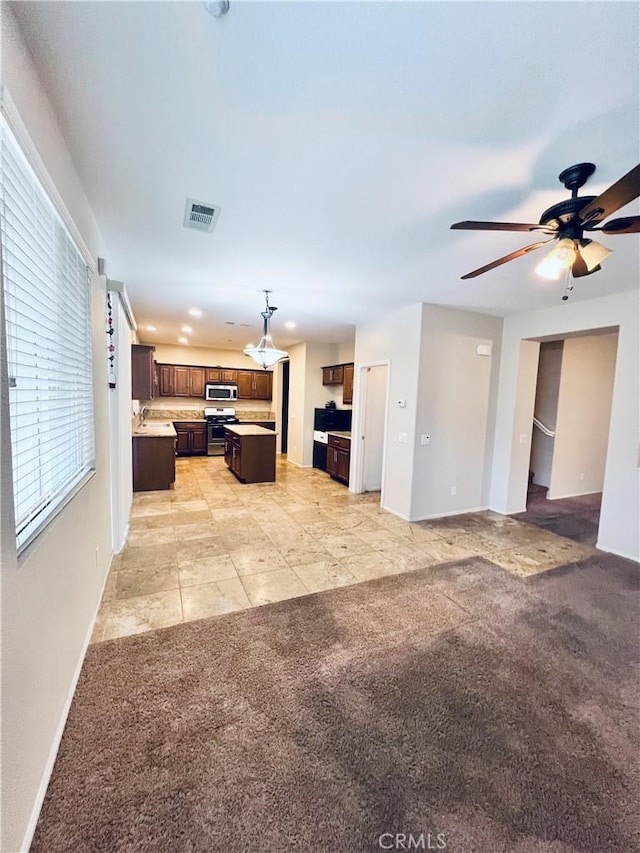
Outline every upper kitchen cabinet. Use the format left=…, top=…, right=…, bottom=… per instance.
left=157, top=364, right=206, bottom=397
left=321, top=362, right=355, bottom=403
left=342, top=363, right=354, bottom=405
left=131, top=344, right=156, bottom=400
left=206, top=367, right=238, bottom=383
left=237, top=369, right=272, bottom=400
left=322, top=364, right=344, bottom=386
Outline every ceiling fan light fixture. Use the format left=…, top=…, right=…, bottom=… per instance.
left=243, top=290, right=288, bottom=370
left=535, top=238, right=576, bottom=280
left=579, top=239, right=613, bottom=272
left=534, top=255, right=562, bottom=280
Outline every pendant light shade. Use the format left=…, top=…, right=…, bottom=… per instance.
left=579, top=239, right=613, bottom=272
left=535, top=238, right=576, bottom=280
left=243, top=291, right=288, bottom=370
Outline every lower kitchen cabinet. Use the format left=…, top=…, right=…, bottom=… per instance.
left=173, top=421, right=207, bottom=456
left=326, top=433, right=351, bottom=485
left=224, top=425, right=276, bottom=483
left=132, top=435, right=176, bottom=491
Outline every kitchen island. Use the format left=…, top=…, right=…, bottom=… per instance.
left=224, top=424, right=277, bottom=484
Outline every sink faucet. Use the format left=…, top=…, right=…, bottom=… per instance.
left=141, top=406, right=150, bottom=422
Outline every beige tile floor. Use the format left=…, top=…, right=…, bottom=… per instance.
left=91, top=455, right=596, bottom=643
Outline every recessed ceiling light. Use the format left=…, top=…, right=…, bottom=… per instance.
left=178, top=336, right=189, bottom=344
left=284, top=321, right=296, bottom=329
left=188, top=308, right=202, bottom=318
left=146, top=325, right=157, bottom=332
left=181, top=325, right=193, bottom=333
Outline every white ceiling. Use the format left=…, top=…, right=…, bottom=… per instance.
left=13, top=1, right=640, bottom=350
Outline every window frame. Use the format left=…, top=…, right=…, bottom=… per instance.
left=1, top=95, right=98, bottom=557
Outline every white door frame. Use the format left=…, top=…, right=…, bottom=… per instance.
left=349, top=359, right=391, bottom=500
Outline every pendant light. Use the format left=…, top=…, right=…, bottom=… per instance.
left=243, top=290, right=288, bottom=370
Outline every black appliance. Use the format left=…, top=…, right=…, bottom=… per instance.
left=204, top=406, right=239, bottom=456
left=314, top=407, right=352, bottom=432
left=313, top=408, right=352, bottom=471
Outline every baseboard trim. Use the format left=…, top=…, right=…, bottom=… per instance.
left=20, top=549, right=115, bottom=853
left=410, top=506, right=489, bottom=522
left=594, top=541, right=640, bottom=563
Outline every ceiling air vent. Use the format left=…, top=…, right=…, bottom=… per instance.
left=183, top=197, right=221, bottom=233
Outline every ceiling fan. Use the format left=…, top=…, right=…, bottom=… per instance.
left=451, top=162, right=640, bottom=295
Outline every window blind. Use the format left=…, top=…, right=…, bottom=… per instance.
left=0, top=117, right=95, bottom=551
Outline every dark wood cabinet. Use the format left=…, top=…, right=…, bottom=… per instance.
left=173, top=421, right=207, bottom=456
left=322, top=362, right=354, bottom=400
left=322, top=365, right=344, bottom=385
left=190, top=367, right=205, bottom=397
left=327, top=433, right=351, bottom=485
left=159, top=364, right=174, bottom=396
left=206, top=367, right=238, bottom=383
left=237, top=369, right=273, bottom=400
left=224, top=431, right=241, bottom=475
left=157, top=365, right=209, bottom=398
left=224, top=426, right=276, bottom=483
left=237, top=371, right=254, bottom=398
left=132, top=435, right=176, bottom=491
left=343, top=363, right=354, bottom=405
left=156, top=363, right=273, bottom=400
left=131, top=344, right=156, bottom=400
left=173, top=366, right=190, bottom=396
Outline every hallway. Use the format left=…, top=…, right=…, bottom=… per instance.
left=514, top=485, right=602, bottom=546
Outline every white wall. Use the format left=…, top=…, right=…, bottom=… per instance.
left=490, top=291, right=639, bottom=561
left=109, top=293, right=135, bottom=552
left=412, top=305, right=503, bottom=519
left=530, top=340, right=563, bottom=488
left=354, top=303, right=423, bottom=519
left=549, top=334, right=618, bottom=499
left=286, top=342, right=306, bottom=465
left=286, top=341, right=340, bottom=466
left=1, top=8, right=113, bottom=851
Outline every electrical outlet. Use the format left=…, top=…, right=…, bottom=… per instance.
left=519, top=434, right=528, bottom=444
left=579, top=472, right=585, bottom=481
left=450, top=486, right=457, bottom=496
left=398, top=432, right=408, bottom=443
left=420, top=434, right=431, bottom=445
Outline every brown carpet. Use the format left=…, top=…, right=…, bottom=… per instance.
left=32, top=554, right=640, bottom=853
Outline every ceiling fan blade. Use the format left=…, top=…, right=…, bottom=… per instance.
left=460, top=240, right=552, bottom=280
left=451, top=220, right=555, bottom=233
left=572, top=252, right=600, bottom=278
left=600, top=215, right=640, bottom=235
left=578, top=164, right=640, bottom=225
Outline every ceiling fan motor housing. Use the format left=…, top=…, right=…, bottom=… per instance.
left=539, top=197, right=596, bottom=239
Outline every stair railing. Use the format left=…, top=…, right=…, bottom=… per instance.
left=533, top=416, right=555, bottom=438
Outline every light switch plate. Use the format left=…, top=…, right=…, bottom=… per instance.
left=420, top=434, right=431, bottom=445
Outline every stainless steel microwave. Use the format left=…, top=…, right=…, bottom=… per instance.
left=205, top=383, right=238, bottom=402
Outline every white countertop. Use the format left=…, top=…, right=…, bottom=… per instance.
left=225, top=424, right=277, bottom=437
left=327, top=430, right=352, bottom=440
left=133, top=422, right=177, bottom=437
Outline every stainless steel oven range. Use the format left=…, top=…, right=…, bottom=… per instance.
left=204, top=406, right=239, bottom=455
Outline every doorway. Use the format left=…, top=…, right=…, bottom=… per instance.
left=518, top=328, right=618, bottom=548
left=280, top=359, right=290, bottom=454
left=351, top=361, right=389, bottom=498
